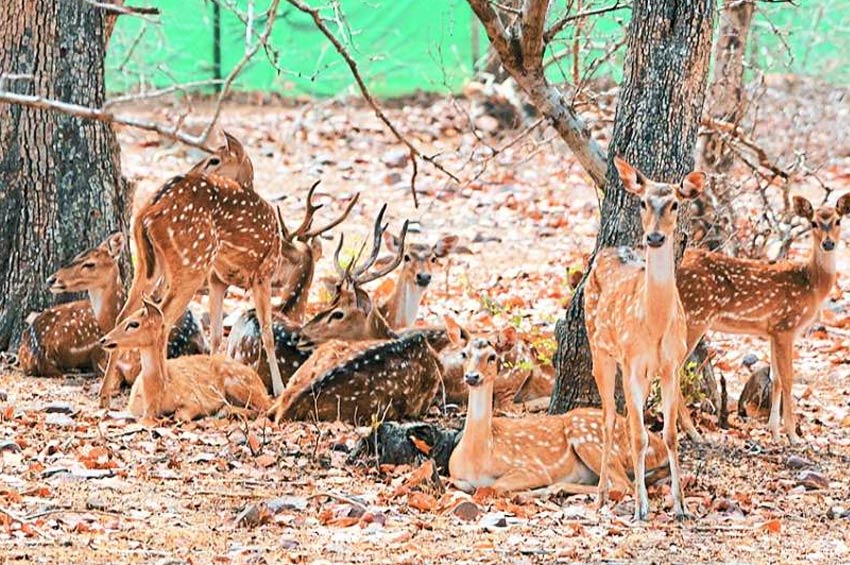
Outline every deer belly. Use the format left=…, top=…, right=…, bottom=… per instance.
left=713, top=315, right=769, bottom=336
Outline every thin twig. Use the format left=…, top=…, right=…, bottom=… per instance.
left=544, top=1, right=629, bottom=44
left=0, top=506, right=53, bottom=540
left=83, top=0, right=160, bottom=19
left=103, top=79, right=225, bottom=107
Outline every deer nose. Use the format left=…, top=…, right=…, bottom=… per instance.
left=98, top=337, right=116, bottom=350
left=464, top=371, right=482, bottom=386
left=46, top=275, right=58, bottom=287
left=295, top=335, right=314, bottom=352
left=822, top=239, right=836, bottom=251
left=646, top=232, right=666, bottom=248
left=415, top=273, right=432, bottom=287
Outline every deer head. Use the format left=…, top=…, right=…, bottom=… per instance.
left=793, top=194, right=850, bottom=253
left=187, top=130, right=254, bottom=189
left=456, top=337, right=499, bottom=389
left=614, top=157, right=705, bottom=249
left=99, top=298, right=165, bottom=352
left=46, top=232, right=124, bottom=293
left=382, top=232, right=459, bottom=289
left=296, top=204, right=408, bottom=349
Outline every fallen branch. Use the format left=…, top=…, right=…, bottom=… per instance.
left=0, top=506, right=53, bottom=540
left=287, top=0, right=460, bottom=207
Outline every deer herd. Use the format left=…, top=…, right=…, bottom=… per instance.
left=15, top=133, right=850, bottom=521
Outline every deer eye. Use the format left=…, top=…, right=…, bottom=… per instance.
left=126, top=321, right=140, bottom=330
left=811, top=221, right=818, bottom=229
left=207, top=157, right=221, bottom=167
left=82, top=262, right=96, bottom=269
left=670, top=202, right=679, bottom=212
left=639, top=200, right=647, bottom=210
left=329, top=311, right=344, bottom=322
left=837, top=219, right=842, bottom=226
left=487, top=353, right=497, bottom=363
left=404, top=254, right=411, bottom=262
left=459, top=351, right=467, bottom=360
left=430, top=256, right=438, bottom=264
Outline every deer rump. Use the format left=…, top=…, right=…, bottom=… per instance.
left=275, top=332, right=441, bottom=424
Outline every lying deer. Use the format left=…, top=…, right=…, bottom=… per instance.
left=377, top=231, right=459, bottom=328
left=678, top=193, right=850, bottom=445
left=99, top=298, right=270, bottom=421
left=100, top=132, right=288, bottom=416
left=449, top=338, right=670, bottom=495
left=585, top=157, right=704, bottom=520
left=267, top=210, right=446, bottom=424
left=18, top=233, right=206, bottom=377
left=226, top=182, right=359, bottom=391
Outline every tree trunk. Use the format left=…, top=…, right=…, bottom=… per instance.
left=701, top=0, right=754, bottom=172
left=550, top=0, right=715, bottom=413
left=0, top=1, right=129, bottom=351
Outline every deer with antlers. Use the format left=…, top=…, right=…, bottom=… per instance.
left=585, top=157, right=704, bottom=520
left=99, top=299, right=270, bottom=421
left=449, top=337, right=670, bottom=495
left=677, top=193, right=850, bottom=445
left=99, top=133, right=289, bottom=416
left=226, top=182, right=359, bottom=392
left=267, top=206, right=446, bottom=424
left=18, top=233, right=206, bottom=377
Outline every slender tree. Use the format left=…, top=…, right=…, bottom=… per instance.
left=0, top=2, right=129, bottom=351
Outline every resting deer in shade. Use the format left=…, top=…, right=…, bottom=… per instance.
left=18, top=233, right=206, bottom=377
left=449, top=338, right=670, bottom=495
left=677, top=193, right=850, bottom=445
left=100, top=132, right=288, bottom=416
left=226, top=182, right=359, bottom=392
left=585, top=157, right=704, bottom=520
left=99, top=299, right=270, bottom=422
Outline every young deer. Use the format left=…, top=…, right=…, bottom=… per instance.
left=678, top=193, right=850, bottom=445
left=99, top=299, right=270, bottom=421
left=449, top=338, right=670, bottom=495
left=267, top=211, right=446, bottom=424
left=377, top=232, right=459, bottom=328
left=585, top=157, right=704, bottom=520
left=226, top=183, right=359, bottom=391
left=100, top=132, right=288, bottom=416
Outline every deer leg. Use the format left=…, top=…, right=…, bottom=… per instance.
left=625, top=362, right=650, bottom=521
left=771, top=334, right=800, bottom=445
left=767, top=336, right=785, bottom=443
left=660, top=362, right=688, bottom=519
left=252, top=279, right=284, bottom=396
left=591, top=351, right=617, bottom=509
left=208, top=274, right=227, bottom=354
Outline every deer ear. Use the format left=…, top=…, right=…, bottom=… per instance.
left=443, top=315, right=467, bottom=348
left=383, top=231, right=401, bottom=253
left=792, top=196, right=814, bottom=220
left=836, top=193, right=850, bottom=217
left=678, top=171, right=705, bottom=200
left=104, top=232, right=125, bottom=258
left=614, top=156, right=646, bottom=196
left=222, top=130, right=244, bottom=156
left=372, top=254, right=397, bottom=270
left=433, top=235, right=459, bottom=257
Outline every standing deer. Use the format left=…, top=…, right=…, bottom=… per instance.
left=17, top=233, right=207, bottom=377
left=99, top=298, right=270, bottom=421
left=99, top=132, right=287, bottom=417
left=449, top=337, right=670, bottom=495
left=378, top=232, right=459, bottom=328
left=678, top=193, right=850, bottom=445
left=267, top=208, right=447, bottom=424
left=585, top=157, right=704, bottom=520
left=226, top=182, right=359, bottom=391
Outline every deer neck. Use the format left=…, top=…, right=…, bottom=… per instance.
left=366, top=307, right=398, bottom=340
left=88, top=267, right=125, bottom=332
left=461, top=382, right=495, bottom=452
left=809, top=241, right=838, bottom=300
left=137, top=336, right=169, bottom=385
left=278, top=255, right=315, bottom=323
left=644, top=241, right=678, bottom=330
left=383, top=276, right=425, bottom=328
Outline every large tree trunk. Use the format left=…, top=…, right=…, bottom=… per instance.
left=0, top=1, right=129, bottom=351
left=550, top=0, right=715, bottom=413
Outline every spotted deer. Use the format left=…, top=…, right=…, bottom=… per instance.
left=226, top=182, right=359, bottom=392
left=677, top=193, right=850, bottom=445
left=267, top=209, right=447, bottom=424
left=100, top=132, right=288, bottom=416
left=99, top=298, right=270, bottom=422
left=585, top=157, right=704, bottom=520
left=448, top=338, right=670, bottom=495
left=377, top=232, right=459, bottom=328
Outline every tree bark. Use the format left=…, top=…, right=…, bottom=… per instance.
left=550, top=0, right=715, bottom=413
left=700, top=0, right=754, bottom=172
left=0, top=0, right=129, bottom=351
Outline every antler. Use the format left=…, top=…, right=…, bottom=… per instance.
left=303, top=192, right=360, bottom=238
left=332, top=234, right=347, bottom=279
left=276, top=206, right=291, bottom=241
left=352, top=204, right=389, bottom=279
left=355, top=218, right=410, bottom=285
left=290, top=181, right=323, bottom=239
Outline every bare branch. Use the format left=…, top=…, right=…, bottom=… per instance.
left=521, top=0, right=549, bottom=67
left=544, top=1, right=629, bottom=44
left=701, top=116, right=790, bottom=180
left=103, top=79, right=225, bottom=108
left=0, top=90, right=213, bottom=151
left=84, top=0, right=160, bottom=19
left=287, top=0, right=460, bottom=208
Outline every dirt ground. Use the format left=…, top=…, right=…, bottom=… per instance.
left=3, top=80, right=850, bottom=563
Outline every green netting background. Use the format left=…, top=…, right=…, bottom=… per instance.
left=105, top=1, right=850, bottom=98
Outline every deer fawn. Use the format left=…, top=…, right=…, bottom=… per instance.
left=267, top=209, right=446, bottom=424
left=100, top=132, right=288, bottom=416
left=226, top=183, right=359, bottom=391
left=99, top=298, right=270, bottom=421
left=377, top=232, right=459, bottom=328
left=449, top=337, right=670, bottom=495
left=678, top=193, right=850, bottom=445
left=585, top=157, right=704, bottom=520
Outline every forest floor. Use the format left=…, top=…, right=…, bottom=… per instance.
left=3, top=77, right=850, bottom=563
